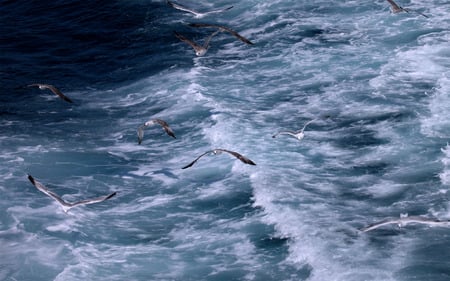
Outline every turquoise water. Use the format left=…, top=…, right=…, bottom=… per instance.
left=1, top=1, right=450, bottom=280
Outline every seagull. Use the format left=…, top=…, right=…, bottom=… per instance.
left=174, top=30, right=220, bottom=56
left=137, top=118, right=176, bottom=145
left=182, top=148, right=256, bottom=169
left=385, top=0, right=429, bottom=18
left=360, top=214, right=450, bottom=232
left=27, top=174, right=117, bottom=213
left=167, top=0, right=233, bottom=18
left=272, top=119, right=315, bottom=141
left=188, top=23, right=254, bottom=45
left=27, top=83, right=74, bottom=103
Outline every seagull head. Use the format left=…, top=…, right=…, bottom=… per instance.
left=196, top=48, right=207, bottom=56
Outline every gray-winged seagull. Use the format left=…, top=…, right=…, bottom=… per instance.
left=167, top=0, right=233, bottom=18
left=188, top=23, right=254, bottom=45
left=138, top=118, right=176, bottom=145
left=272, top=119, right=315, bottom=141
left=28, top=174, right=116, bottom=213
left=28, top=83, right=74, bottom=103
left=182, top=148, right=256, bottom=169
left=360, top=214, right=450, bottom=232
left=386, top=0, right=429, bottom=18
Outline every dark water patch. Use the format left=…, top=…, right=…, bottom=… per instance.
left=351, top=161, right=390, bottom=176
left=333, top=127, right=388, bottom=149
left=0, top=0, right=176, bottom=96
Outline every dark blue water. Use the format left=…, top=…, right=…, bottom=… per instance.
left=1, top=1, right=450, bottom=280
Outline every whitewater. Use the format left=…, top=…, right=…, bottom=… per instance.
left=1, top=1, right=449, bottom=280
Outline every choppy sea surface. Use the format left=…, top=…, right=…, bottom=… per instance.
left=1, top=1, right=450, bottom=280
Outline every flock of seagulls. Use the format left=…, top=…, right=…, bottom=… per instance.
left=24, top=0, right=445, bottom=234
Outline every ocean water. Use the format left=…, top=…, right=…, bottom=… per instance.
left=1, top=0, right=450, bottom=280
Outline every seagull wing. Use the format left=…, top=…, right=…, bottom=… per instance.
left=167, top=0, right=201, bottom=16
left=154, top=119, right=176, bottom=138
left=137, top=124, right=146, bottom=144
left=406, top=8, right=429, bottom=18
left=202, top=30, right=220, bottom=49
left=189, top=23, right=254, bottom=45
left=200, top=5, right=233, bottom=16
left=28, top=83, right=73, bottom=103
left=301, top=119, right=315, bottom=132
left=28, top=174, right=71, bottom=208
left=360, top=218, right=400, bottom=232
left=44, top=84, right=74, bottom=103
left=181, top=151, right=212, bottom=169
left=68, top=192, right=117, bottom=208
left=174, top=31, right=204, bottom=53
left=386, top=0, right=403, bottom=11
left=217, top=149, right=256, bottom=165
left=272, top=130, right=297, bottom=138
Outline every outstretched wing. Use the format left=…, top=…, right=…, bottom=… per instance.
left=360, top=218, right=400, bottom=232
left=28, top=174, right=70, bottom=207
left=386, top=0, right=403, bottom=12
left=69, top=192, right=117, bottom=208
left=28, top=83, right=73, bottom=103
left=167, top=0, right=201, bottom=16
left=137, top=125, right=146, bottom=144
left=174, top=31, right=204, bottom=52
left=45, top=84, right=74, bottom=103
left=218, top=149, right=256, bottom=165
left=272, top=130, right=297, bottom=138
left=167, top=0, right=232, bottom=17
left=154, top=119, right=176, bottom=139
left=189, top=23, right=254, bottom=45
left=181, top=151, right=212, bottom=169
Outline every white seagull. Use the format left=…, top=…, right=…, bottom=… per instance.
left=137, top=118, right=176, bottom=145
left=385, top=0, right=429, bottom=18
left=27, top=83, right=74, bottom=103
left=167, top=0, right=233, bottom=18
left=272, top=119, right=315, bottom=141
left=182, top=148, right=256, bottom=169
left=27, top=174, right=117, bottom=213
left=174, top=30, right=220, bottom=56
left=360, top=214, right=450, bottom=232
left=188, top=23, right=254, bottom=45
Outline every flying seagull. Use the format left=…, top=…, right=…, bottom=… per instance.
left=189, top=23, right=254, bottom=45
left=27, top=174, right=116, bottom=213
left=137, top=118, right=176, bottom=145
left=385, top=0, right=429, bottom=18
left=174, top=30, right=220, bottom=56
left=182, top=148, right=256, bottom=169
left=167, top=0, right=233, bottom=18
left=360, top=214, right=450, bottom=232
left=272, top=119, right=315, bottom=141
left=27, top=83, right=74, bottom=103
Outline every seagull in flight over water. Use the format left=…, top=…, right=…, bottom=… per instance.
left=188, top=23, right=254, bottom=45
left=167, top=0, right=233, bottom=18
left=385, top=0, right=429, bottom=18
left=272, top=119, right=315, bottom=141
left=360, top=214, right=450, bottom=232
left=137, top=118, right=176, bottom=145
left=27, top=83, right=74, bottom=103
left=174, top=30, right=220, bottom=56
left=27, top=175, right=117, bottom=213
left=182, top=149, right=256, bottom=169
